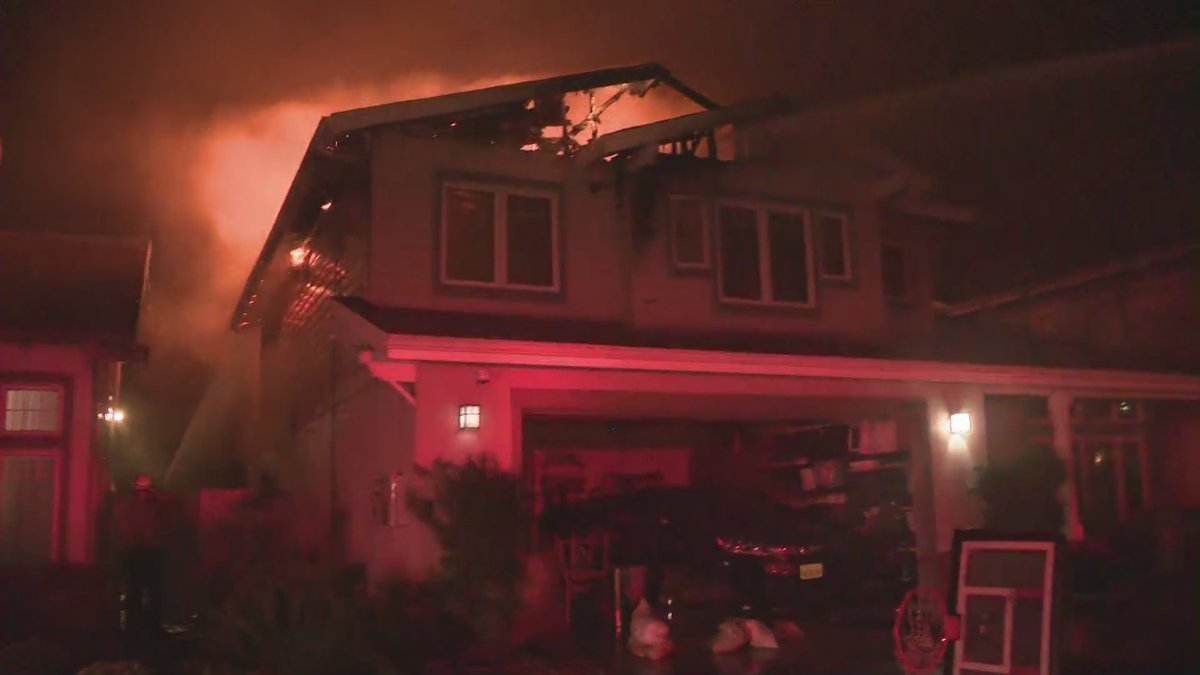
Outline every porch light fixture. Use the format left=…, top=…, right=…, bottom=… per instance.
left=949, top=412, right=971, bottom=435
left=458, top=405, right=481, bottom=431
left=289, top=246, right=308, bottom=267
left=99, top=407, right=126, bottom=423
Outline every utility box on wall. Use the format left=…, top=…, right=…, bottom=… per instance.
left=372, top=472, right=406, bottom=527
left=946, top=530, right=1067, bottom=675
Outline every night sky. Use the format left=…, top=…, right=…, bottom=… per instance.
left=1, top=0, right=1197, bottom=476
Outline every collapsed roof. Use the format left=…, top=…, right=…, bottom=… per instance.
left=229, top=63, right=970, bottom=329
left=232, top=63, right=728, bottom=329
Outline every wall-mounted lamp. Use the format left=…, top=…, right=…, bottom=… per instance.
left=458, top=404, right=481, bottom=431
left=949, top=412, right=972, bottom=435
left=289, top=246, right=308, bottom=267
left=319, top=199, right=334, bottom=212
left=98, top=407, right=126, bottom=424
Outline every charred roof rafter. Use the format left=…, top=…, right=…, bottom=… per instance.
left=232, top=64, right=718, bottom=329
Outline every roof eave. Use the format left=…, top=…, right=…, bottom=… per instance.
left=230, top=127, right=344, bottom=330
left=938, top=241, right=1200, bottom=316
left=315, top=63, right=716, bottom=152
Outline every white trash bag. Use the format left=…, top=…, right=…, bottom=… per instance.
left=709, top=618, right=750, bottom=654
left=741, top=618, right=780, bottom=649
left=628, top=599, right=674, bottom=660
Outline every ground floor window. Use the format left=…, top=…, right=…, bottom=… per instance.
left=1073, top=435, right=1147, bottom=537
left=0, top=452, right=59, bottom=565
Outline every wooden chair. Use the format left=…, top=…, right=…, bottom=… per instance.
left=555, top=532, right=612, bottom=627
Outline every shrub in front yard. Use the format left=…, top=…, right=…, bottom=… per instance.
left=0, top=565, right=119, bottom=642
left=974, top=445, right=1066, bottom=533
left=407, top=454, right=530, bottom=644
left=203, top=557, right=379, bottom=675
left=360, top=579, right=474, bottom=667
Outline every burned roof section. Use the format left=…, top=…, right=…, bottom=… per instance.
left=231, top=63, right=724, bottom=329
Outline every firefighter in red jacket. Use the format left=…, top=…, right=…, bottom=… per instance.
left=113, top=474, right=168, bottom=638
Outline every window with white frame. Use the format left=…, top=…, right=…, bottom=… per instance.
left=3, top=387, right=62, bottom=433
left=716, top=203, right=815, bottom=307
left=815, top=212, right=852, bottom=281
left=669, top=196, right=709, bottom=270
left=441, top=181, right=559, bottom=291
left=1073, top=435, right=1147, bottom=535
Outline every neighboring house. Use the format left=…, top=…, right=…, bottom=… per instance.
left=935, top=243, right=1199, bottom=374
left=937, top=243, right=1200, bottom=537
left=0, top=231, right=150, bottom=566
left=205, top=65, right=1200, bottom=591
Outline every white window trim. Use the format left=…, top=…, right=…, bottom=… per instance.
left=668, top=195, right=711, bottom=270
left=440, top=180, right=561, bottom=292
left=1, top=384, right=64, bottom=435
left=815, top=211, right=853, bottom=281
left=715, top=200, right=816, bottom=308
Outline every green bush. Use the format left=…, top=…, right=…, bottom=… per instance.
left=0, top=566, right=118, bottom=642
left=203, top=558, right=378, bottom=675
left=975, top=445, right=1066, bottom=533
left=407, top=454, right=530, bottom=642
left=360, top=579, right=474, bottom=666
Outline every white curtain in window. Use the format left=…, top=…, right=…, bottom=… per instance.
left=4, top=389, right=60, bottom=432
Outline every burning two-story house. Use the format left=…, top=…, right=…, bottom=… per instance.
left=197, top=65, right=1199, bottom=593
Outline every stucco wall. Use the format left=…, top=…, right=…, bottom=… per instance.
left=292, top=366, right=423, bottom=584
left=333, top=378, right=419, bottom=581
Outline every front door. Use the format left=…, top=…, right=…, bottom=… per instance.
left=0, top=454, right=59, bottom=565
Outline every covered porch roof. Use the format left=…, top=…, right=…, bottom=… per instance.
left=330, top=298, right=1200, bottom=401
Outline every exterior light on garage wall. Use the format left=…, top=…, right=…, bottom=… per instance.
left=949, top=412, right=972, bottom=436
left=458, top=404, right=481, bottom=431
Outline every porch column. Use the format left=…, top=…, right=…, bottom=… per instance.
left=1048, top=392, right=1084, bottom=541
left=921, top=384, right=987, bottom=589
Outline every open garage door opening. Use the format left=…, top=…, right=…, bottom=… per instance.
left=523, top=404, right=927, bottom=622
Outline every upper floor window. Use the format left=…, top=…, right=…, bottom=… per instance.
left=881, top=244, right=909, bottom=301
left=716, top=203, right=815, bottom=307
left=669, top=196, right=710, bottom=271
left=2, top=386, right=62, bottom=434
left=815, top=212, right=852, bottom=281
left=441, top=181, right=559, bottom=292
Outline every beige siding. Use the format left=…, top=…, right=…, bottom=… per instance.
left=367, top=131, right=938, bottom=347
left=368, top=133, right=630, bottom=322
